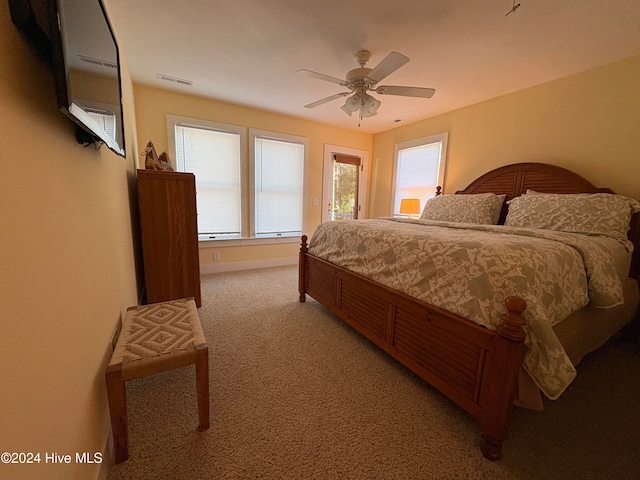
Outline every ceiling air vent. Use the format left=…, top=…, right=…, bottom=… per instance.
left=78, top=55, right=117, bottom=69
left=157, top=73, right=193, bottom=86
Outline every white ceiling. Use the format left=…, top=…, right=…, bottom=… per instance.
left=103, top=0, right=640, bottom=134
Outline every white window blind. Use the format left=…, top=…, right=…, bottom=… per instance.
left=254, top=136, right=304, bottom=236
left=86, top=109, right=116, bottom=142
left=175, top=125, right=241, bottom=238
left=393, top=134, right=447, bottom=215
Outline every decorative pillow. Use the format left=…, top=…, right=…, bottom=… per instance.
left=420, top=193, right=506, bottom=225
left=505, top=192, right=640, bottom=247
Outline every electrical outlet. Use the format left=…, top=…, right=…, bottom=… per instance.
left=213, top=252, right=220, bottom=261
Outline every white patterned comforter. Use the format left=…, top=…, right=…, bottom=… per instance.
left=308, top=218, right=625, bottom=399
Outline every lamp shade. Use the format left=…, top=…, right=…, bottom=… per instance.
left=399, top=198, right=421, bottom=215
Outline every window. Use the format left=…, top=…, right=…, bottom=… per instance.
left=392, top=133, right=448, bottom=215
left=169, top=116, right=246, bottom=240
left=85, top=108, right=117, bottom=143
left=250, top=129, right=306, bottom=238
left=167, top=116, right=306, bottom=242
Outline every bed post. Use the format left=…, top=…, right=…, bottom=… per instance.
left=299, top=235, right=308, bottom=302
left=480, top=296, right=527, bottom=460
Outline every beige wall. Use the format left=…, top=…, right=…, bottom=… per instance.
left=0, top=3, right=140, bottom=479
left=133, top=84, right=372, bottom=269
left=371, top=54, right=640, bottom=217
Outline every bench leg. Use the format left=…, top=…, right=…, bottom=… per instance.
left=105, top=364, right=129, bottom=463
left=195, top=344, right=210, bottom=431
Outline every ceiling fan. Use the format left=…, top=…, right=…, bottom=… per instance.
left=296, top=50, right=435, bottom=120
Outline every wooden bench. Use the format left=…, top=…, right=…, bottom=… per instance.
left=105, top=298, right=209, bottom=463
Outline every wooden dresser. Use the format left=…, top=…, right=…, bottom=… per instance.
left=137, top=169, right=202, bottom=307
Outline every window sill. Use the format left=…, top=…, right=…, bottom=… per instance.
left=197, top=235, right=303, bottom=247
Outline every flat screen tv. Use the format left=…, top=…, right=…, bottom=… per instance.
left=9, top=0, right=126, bottom=157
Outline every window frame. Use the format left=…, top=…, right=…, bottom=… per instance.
left=168, top=114, right=247, bottom=241
left=249, top=128, right=308, bottom=239
left=167, top=116, right=306, bottom=245
left=391, top=132, right=449, bottom=216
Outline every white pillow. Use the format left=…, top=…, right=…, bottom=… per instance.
left=420, top=193, right=506, bottom=225
left=505, top=192, right=640, bottom=248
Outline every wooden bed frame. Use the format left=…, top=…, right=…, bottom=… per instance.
left=298, top=162, right=640, bottom=460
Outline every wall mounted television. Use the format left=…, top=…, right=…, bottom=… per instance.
left=9, top=0, right=126, bottom=157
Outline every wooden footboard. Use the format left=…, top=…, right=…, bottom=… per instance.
left=298, top=235, right=526, bottom=460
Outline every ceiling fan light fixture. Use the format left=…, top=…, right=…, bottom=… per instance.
left=360, top=108, right=378, bottom=118
left=340, top=103, right=353, bottom=116
left=360, top=94, right=381, bottom=117
left=341, top=94, right=361, bottom=116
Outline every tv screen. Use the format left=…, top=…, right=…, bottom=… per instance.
left=9, top=0, right=126, bottom=157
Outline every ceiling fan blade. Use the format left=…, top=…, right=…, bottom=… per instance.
left=304, top=92, right=351, bottom=108
left=365, top=52, right=409, bottom=83
left=375, top=85, right=436, bottom=98
left=296, top=69, right=349, bottom=87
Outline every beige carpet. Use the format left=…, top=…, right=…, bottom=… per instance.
left=107, top=266, right=640, bottom=479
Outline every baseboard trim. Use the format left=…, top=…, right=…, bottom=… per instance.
left=200, top=256, right=297, bottom=274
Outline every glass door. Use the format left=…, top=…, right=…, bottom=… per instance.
left=321, top=145, right=369, bottom=223
left=330, top=154, right=360, bottom=221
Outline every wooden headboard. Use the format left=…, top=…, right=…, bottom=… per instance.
left=455, top=162, right=640, bottom=280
